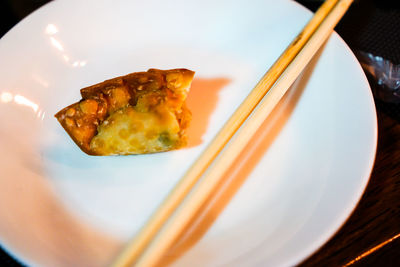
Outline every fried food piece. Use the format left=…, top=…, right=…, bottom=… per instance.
left=55, top=69, right=194, bottom=155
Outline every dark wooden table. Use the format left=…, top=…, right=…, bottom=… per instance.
left=1, top=0, right=400, bottom=266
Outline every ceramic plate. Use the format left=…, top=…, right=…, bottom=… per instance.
left=0, top=0, right=377, bottom=266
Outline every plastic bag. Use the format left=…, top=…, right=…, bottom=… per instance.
left=357, top=51, right=400, bottom=103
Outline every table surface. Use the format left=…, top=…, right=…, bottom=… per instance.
left=1, top=0, right=400, bottom=266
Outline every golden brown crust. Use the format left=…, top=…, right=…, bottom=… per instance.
left=55, top=68, right=194, bottom=155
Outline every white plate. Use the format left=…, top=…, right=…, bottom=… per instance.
left=0, top=0, right=377, bottom=266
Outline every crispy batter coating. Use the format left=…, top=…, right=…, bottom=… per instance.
left=55, top=69, right=194, bottom=155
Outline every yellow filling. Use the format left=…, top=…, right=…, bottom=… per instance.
left=90, top=106, right=181, bottom=155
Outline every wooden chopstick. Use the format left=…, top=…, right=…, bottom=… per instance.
left=111, top=0, right=353, bottom=266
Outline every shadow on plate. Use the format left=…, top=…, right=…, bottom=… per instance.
left=0, top=138, right=122, bottom=267
left=159, top=45, right=325, bottom=266
left=186, top=77, right=231, bottom=147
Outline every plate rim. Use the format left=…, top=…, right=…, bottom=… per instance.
left=0, top=0, right=378, bottom=266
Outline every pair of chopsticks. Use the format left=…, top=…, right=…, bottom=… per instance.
left=111, top=0, right=354, bottom=266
